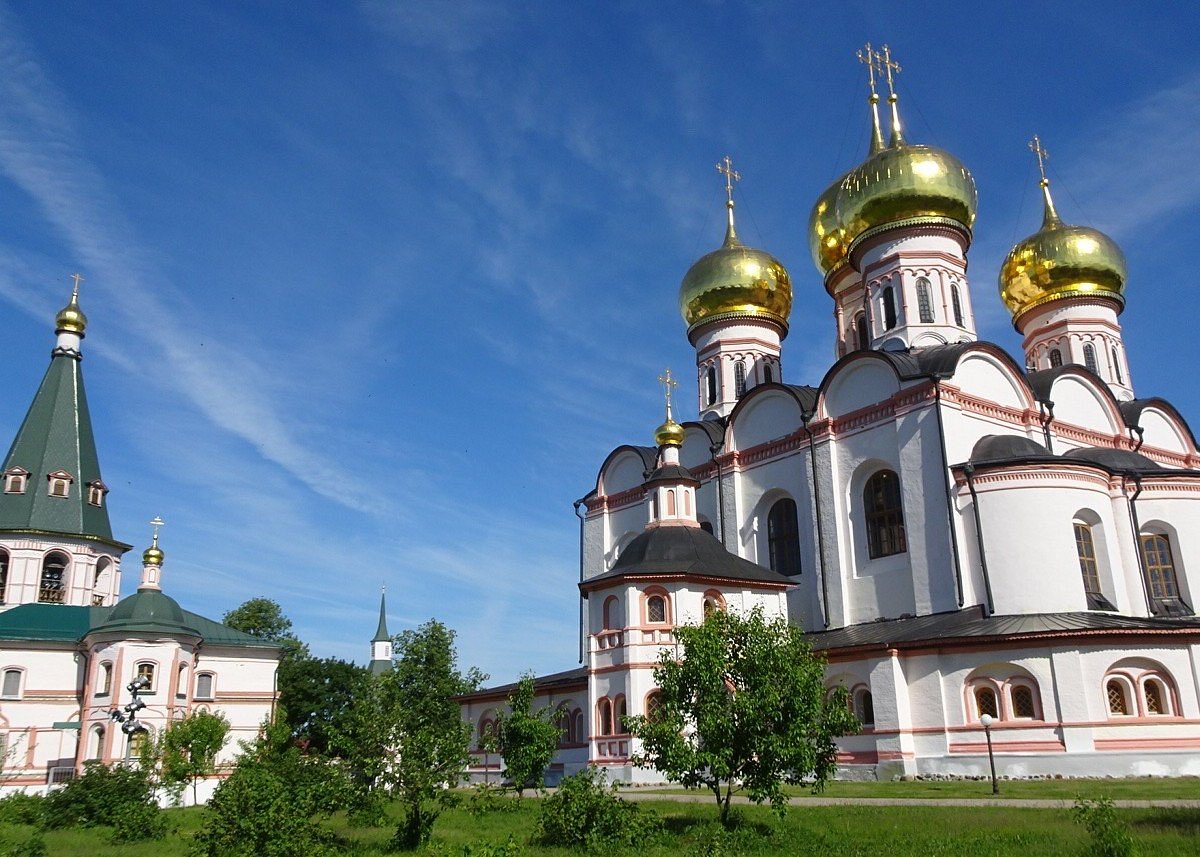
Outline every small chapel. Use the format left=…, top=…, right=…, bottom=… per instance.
left=458, top=46, right=1200, bottom=783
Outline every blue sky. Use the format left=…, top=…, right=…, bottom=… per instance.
left=0, top=2, right=1197, bottom=682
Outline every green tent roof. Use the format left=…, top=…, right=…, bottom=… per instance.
left=0, top=349, right=117, bottom=543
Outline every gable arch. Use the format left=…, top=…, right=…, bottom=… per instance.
left=597, top=446, right=656, bottom=496
left=726, top=386, right=806, bottom=451
left=951, top=351, right=1035, bottom=412
left=1047, top=372, right=1125, bottom=436
left=818, top=353, right=902, bottom=420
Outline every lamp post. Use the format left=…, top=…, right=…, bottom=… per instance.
left=110, top=675, right=151, bottom=763
left=979, top=713, right=999, bottom=795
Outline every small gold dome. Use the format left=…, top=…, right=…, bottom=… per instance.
left=55, top=293, right=87, bottom=335
left=836, top=143, right=977, bottom=253
left=680, top=214, right=792, bottom=334
left=808, top=174, right=848, bottom=276
left=143, top=545, right=164, bottom=566
left=654, top=418, right=685, bottom=448
left=999, top=184, right=1126, bottom=325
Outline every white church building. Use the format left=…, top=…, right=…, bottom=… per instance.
left=0, top=284, right=280, bottom=795
left=460, top=49, right=1200, bottom=782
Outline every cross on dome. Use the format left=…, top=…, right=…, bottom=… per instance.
left=715, top=155, right=741, bottom=241
left=657, top=367, right=678, bottom=421
left=149, top=515, right=165, bottom=547
left=1028, top=134, right=1061, bottom=225
left=857, top=42, right=880, bottom=95
left=1029, top=135, right=1050, bottom=184
left=878, top=44, right=901, bottom=95
left=70, top=272, right=84, bottom=298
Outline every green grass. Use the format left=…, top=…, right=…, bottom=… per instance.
left=2, top=792, right=1198, bottom=856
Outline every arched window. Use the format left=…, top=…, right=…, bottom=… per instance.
left=176, top=664, right=189, bottom=699
left=1011, top=685, right=1036, bottom=719
left=763, top=363, right=774, bottom=384
left=96, top=662, right=112, bottom=697
left=136, top=662, right=156, bottom=692
left=1140, top=534, right=1181, bottom=606
left=974, top=686, right=998, bottom=719
left=1106, top=679, right=1130, bottom=715
left=0, top=549, right=8, bottom=605
left=602, top=596, right=620, bottom=630
left=1, top=669, right=21, bottom=699
left=951, top=284, right=964, bottom=327
left=645, top=691, right=664, bottom=723
left=853, top=688, right=874, bottom=727
left=1073, top=522, right=1114, bottom=610
left=86, top=481, right=106, bottom=507
left=646, top=592, right=669, bottom=624
left=39, top=552, right=69, bottom=604
left=666, top=490, right=676, bottom=516
left=855, top=314, right=869, bottom=350
left=573, top=710, right=584, bottom=743
left=702, top=591, right=725, bottom=618
left=881, top=286, right=897, bottom=330
left=767, top=497, right=801, bottom=576
left=1049, top=348, right=1063, bottom=368
left=916, top=277, right=934, bottom=323
left=705, top=365, right=717, bottom=406
left=734, top=361, right=747, bottom=398
left=1112, top=348, right=1123, bottom=384
left=128, top=729, right=149, bottom=759
left=1143, top=679, right=1166, bottom=715
left=597, top=698, right=613, bottom=735
left=89, top=725, right=104, bottom=760
left=613, top=696, right=627, bottom=733
left=863, top=470, right=906, bottom=559
left=2, top=468, right=26, bottom=494
left=1083, top=343, right=1098, bottom=373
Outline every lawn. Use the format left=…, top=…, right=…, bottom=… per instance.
left=2, top=791, right=1197, bottom=856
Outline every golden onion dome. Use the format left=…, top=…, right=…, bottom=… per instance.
left=837, top=143, right=977, bottom=252
left=999, top=180, right=1125, bottom=325
left=808, top=174, right=848, bottom=276
left=143, top=544, right=164, bottom=567
left=653, top=418, right=685, bottom=448
left=55, top=291, right=87, bottom=335
left=680, top=203, right=792, bottom=334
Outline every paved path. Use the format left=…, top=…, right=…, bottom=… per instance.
left=618, top=791, right=1200, bottom=809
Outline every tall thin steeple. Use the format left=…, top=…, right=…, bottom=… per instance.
left=716, top=154, right=741, bottom=246
left=0, top=275, right=118, bottom=543
left=858, top=42, right=885, bottom=155
left=369, top=587, right=393, bottom=675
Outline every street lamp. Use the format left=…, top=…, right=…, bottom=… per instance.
left=979, top=713, right=999, bottom=795
left=110, top=675, right=151, bottom=762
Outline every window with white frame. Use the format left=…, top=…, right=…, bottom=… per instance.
left=853, top=687, right=874, bottom=727
left=47, top=470, right=72, bottom=498
left=916, top=277, right=934, bottom=323
left=86, top=481, right=106, bottom=507
left=3, top=468, right=27, bottom=494
left=39, top=552, right=69, bottom=604
left=195, top=672, right=215, bottom=700
left=136, top=662, right=156, bottom=692
left=1, top=669, right=21, bottom=699
left=1104, top=665, right=1177, bottom=718
left=0, top=549, right=8, bottom=606
left=96, top=662, right=112, bottom=696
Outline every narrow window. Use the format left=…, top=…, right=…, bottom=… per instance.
left=1112, top=348, right=1123, bottom=384
left=974, top=686, right=998, bottom=719
left=1011, top=686, right=1035, bottom=718
left=705, top=365, right=717, bottom=406
left=3, top=470, right=26, bottom=494
left=195, top=673, right=214, bottom=700
left=916, top=277, right=934, bottom=323
left=1144, top=680, right=1165, bottom=715
left=613, top=697, right=627, bottom=733
left=598, top=699, right=613, bottom=735
left=1083, top=343, right=1098, bottom=373
left=951, top=284, right=964, bottom=326
left=0, top=550, right=8, bottom=605
left=89, top=726, right=104, bottom=759
left=1049, top=348, right=1063, bottom=368
left=602, top=596, right=620, bottom=630
left=666, top=490, right=676, bottom=516
left=864, top=471, right=907, bottom=559
left=39, top=552, right=69, bottom=604
left=702, top=594, right=724, bottom=618
left=763, top=363, right=774, bottom=384
left=87, top=483, right=104, bottom=507
left=129, top=731, right=148, bottom=758
left=855, top=314, right=869, bottom=350
left=767, top=497, right=801, bottom=576
left=734, top=361, right=746, bottom=398
left=573, top=710, right=584, bottom=743
left=645, top=691, right=664, bottom=724
left=1140, top=534, right=1180, bottom=601
left=1, top=670, right=20, bottom=699
left=882, top=286, right=897, bottom=330
left=646, top=594, right=667, bottom=624
left=1073, top=522, right=1111, bottom=610
left=1106, top=680, right=1128, bottom=715
left=176, top=664, right=188, bottom=699
left=854, top=690, right=874, bottom=727
left=96, top=663, right=112, bottom=696
left=136, top=662, right=156, bottom=692
left=49, top=477, right=68, bottom=497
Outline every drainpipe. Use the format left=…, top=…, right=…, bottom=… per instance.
left=1130, top=426, right=1145, bottom=453
left=801, top=412, right=830, bottom=628
left=709, top=440, right=726, bottom=545
left=1122, top=474, right=1154, bottom=615
left=573, top=499, right=587, bottom=664
left=933, top=380, right=965, bottom=608
left=961, top=463, right=994, bottom=616
left=1038, top=400, right=1055, bottom=453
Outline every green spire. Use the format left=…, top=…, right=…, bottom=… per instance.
left=372, top=589, right=390, bottom=643
left=0, top=327, right=117, bottom=543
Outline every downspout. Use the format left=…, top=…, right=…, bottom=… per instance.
left=709, top=440, right=726, bottom=545
left=961, top=463, right=994, bottom=615
left=573, top=499, right=587, bottom=664
left=801, top=412, right=830, bottom=628
left=1039, top=400, right=1055, bottom=453
left=1123, top=474, right=1154, bottom=615
left=933, top=379, right=965, bottom=608
left=1130, top=425, right=1145, bottom=452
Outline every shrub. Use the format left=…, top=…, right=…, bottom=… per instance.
left=0, top=829, right=46, bottom=857
left=464, top=783, right=520, bottom=818
left=534, top=768, right=660, bottom=849
left=0, top=793, right=45, bottom=826
left=1073, top=797, right=1138, bottom=857
left=109, top=795, right=169, bottom=844
left=42, top=762, right=163, bottom=839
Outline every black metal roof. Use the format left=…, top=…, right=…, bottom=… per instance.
left=970, top=434, right=1050, bottom=463
left=807, top=607, right=1200, bottom=653
left=1062, top=446, right=1162, bottom=471
left=584, top=525, right=793, bottom=587
left=456, top=666, right=587, bottom=702
left=645, top=463, right=698, bottom=485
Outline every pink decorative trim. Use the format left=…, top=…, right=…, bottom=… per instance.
left=950, top=740, right=1066, bottom=754
left=1094, top=737, right=1200, bottom=751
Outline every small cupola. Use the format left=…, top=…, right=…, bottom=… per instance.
left=645, top=370, right=700, bottom=528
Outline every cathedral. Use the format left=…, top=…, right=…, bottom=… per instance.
left=459, top=48, right=1200, bottom=782
left=0, top=282, right=279, bottom=798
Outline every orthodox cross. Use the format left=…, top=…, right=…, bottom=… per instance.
left=1029, top=135, right=1050, bottom=183
left=878, top=44, right=901, bottom=95
left=715, top=155, right=740, bottom=205
left=70, top=272, right=84, bottom=298
left=149, top=515, right=165, bottom=547
left=857, top=42, right=879, bottom=94
left=657, top=368, right=678, bottom=419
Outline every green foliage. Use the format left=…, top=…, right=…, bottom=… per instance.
left=1074, top=797, right=1138, bottom=857
left=464, top=783, right=521, bottom=818
left=0, top=827, right=45, bottom=857
left=338, top=619, right=484, bottom=850
left=625, top=606, right=858, bottom=826
left=42, top=762, right=163, bottom=838
left=191, top=737, right=349, bottom=857
left=222, top=597, right=307, bottom=661
left=496, top=675, right=561, bottom=797
left=533, top=767, right=660, bottom=849
left=160, top=710, right=231, bottom=805
left=277, top=655, right=366, bottom=756
left=0, top=793, right=45, bottom=826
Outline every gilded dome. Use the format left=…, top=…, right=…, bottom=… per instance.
left=808, top=174, right=848, bottom=276
left=653, top=418, right=685, bottom=448
left=680, top=207, right=792, bottom=334
left=142, top=544, right=164, bottom=566
left=837, top=143, right=977, bottom=252
left=999, top=182, right=1126, bottom=325
left=55, top=292, right=87, bottom=335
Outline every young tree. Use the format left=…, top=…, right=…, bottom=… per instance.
left=277, top=655, right=366, bottom=756
left=223, top=597, right=307, bottom=661
left=341, top=619, right=485, bottom=849
left=496, top=674, right=561, bottom=797
left=160, top=709, right=231, bottom=805
left=626, top=607, right=857, bottom=827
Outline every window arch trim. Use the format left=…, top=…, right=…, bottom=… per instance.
left=642, top=587, right=672, bottom=626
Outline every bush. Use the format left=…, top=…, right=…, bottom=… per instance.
left=1073, top=797, right=1137, bottom=857
left=0, top=829, right=46, bottom=857
left=42, top=762, right=163, bottom=839
left=534, top=768, right=660, bottom=849
left=464, top=783, right=521, bottom=818
left=0, top=793, right=45, bottom=826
